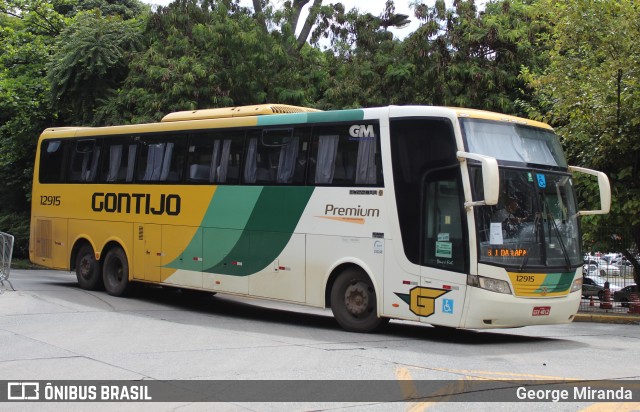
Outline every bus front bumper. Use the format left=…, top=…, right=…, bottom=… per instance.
left=461, top=287, right=581, bottom=329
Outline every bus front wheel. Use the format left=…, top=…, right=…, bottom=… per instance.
left=103, top=247, right=130, bottom=297
left=75, top=245, right=102, bottom=290
left=330, top=268, right=388, bottom=333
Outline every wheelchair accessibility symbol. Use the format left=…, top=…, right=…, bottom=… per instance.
left=442, top=299, right=454, bottom=314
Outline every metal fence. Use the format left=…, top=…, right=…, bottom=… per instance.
left=0, top=231, right=14, bottom=290
left=578, top=263, right=637, bottom=314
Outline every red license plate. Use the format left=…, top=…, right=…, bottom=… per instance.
left=532, top=306, right=551, bottom=316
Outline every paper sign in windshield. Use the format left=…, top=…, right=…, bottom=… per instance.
left=435, top=241, right=452, bottom=258
left=490, top=222, right=503, bottom=245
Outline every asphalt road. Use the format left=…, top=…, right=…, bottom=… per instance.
left=1, top=269, right=639, bottom=411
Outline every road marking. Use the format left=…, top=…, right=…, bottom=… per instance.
left=422, top=366, right=578, bottom=380
left=394, top=367, right=434, bottom=412
left=579, top=403, right=640, bottom=412
left=394, top=366, right=640, bottom=411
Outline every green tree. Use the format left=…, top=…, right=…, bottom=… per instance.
left=0, top=0, right=145, bottom=256
left=0, top=1, right=63, bottom=213
left=400, top=0, right=550, bottom=114
left=96, top=0, right=328, bottom=124
left=47, top=11, right=144, bottom=124
left=251, top=0, right=409, bottom=52
left=0, top=0, right=68, bottom=257
left=318, top=1, right=407, bottom=108
left=525, top=0, right=640, bottom=284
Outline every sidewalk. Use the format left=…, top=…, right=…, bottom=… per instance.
left=575, top=311, right=640, bottom=324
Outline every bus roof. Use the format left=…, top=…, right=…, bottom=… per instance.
left=161, top=104, right=321, bottom=122
left=38, top=104, right=553, bottom=139
left=453, top=107, right=553, bottom=130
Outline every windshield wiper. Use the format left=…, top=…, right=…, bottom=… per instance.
left=546, top=209, right=572, bottom=271
left=519, top=212, right=541, bottom=272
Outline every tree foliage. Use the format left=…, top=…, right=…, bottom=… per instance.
left=48, top=11, right=144, bottom=124
left=524, top=0, right=640, bottom=282
left=401, top=0, right=550, bottom=113
left=0, top=1, right=64, bottom=214
left=0, top=0, right=146, bottom=257
left=96, top=0, right=328, bottom=124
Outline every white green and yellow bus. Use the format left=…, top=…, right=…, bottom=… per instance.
left=30, top=104, right=611, bottom=332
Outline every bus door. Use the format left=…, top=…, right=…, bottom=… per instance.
left=419, top=167, right=468, bottom=326
left=133, top=223, right=162, bottom=282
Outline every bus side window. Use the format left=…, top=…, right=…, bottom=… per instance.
left=137, top=136, right=186, bottom=183
left=309, top=124, right=381, bottom=186
left=242, top=128, right=309, bottom=185
left=188, top=131, right=243, bottom=184
left=102, top=138, right=137, bottom=183
left=187, top=134, right=214, bottom=183
left=68, top=140, right=101, bottom=183
left=291, top=128, right=311, bottom=184
left=39, top=140, right=70, bottom=183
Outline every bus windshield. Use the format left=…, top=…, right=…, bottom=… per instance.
left=471, top=167, right=581, bottom=270
left=461, top=119, right=567, bottom=168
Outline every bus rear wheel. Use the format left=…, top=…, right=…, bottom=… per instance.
left=103, top=247, right=130, bottom=297
left=75, top=245, right=102, bottom=290
left=330, top=268, right=388, bottom=333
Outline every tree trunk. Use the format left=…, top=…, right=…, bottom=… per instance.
left=621, top=224, right=640, bottom=286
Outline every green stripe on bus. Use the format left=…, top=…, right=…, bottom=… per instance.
left=536, top=272, right=574, bottom=293
left=164, top=186, right=263, bottom=271
left=201, top=186, right=263, bottom=229
left=204, top=186, right=314, bottom=275
left=256, top=109, right=364, bottom=126
left=165, top=186, right=313, bottom=275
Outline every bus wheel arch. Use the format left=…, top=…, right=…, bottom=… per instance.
left=102, top=244, right=131, bottom=297
left=326, top=264, right=388, bottom=333
left=72, top=239, right=103, bottom=290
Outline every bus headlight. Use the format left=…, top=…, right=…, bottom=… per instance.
left=570, top=277, right=583, bottom=293
left=467, top=275, right=512, bottom=295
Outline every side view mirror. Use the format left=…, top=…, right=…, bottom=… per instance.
left=457, top=151, right=499, bottom=208
left=568, top=166, right=611, bottom=215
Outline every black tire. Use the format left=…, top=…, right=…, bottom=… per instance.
left=75, top=244, right=103, bottom=290
left=330, top=268, right=388, bottom=333
left=597, top=291, right=604, bottom=301
left=103, top=247, right=130, bottom=296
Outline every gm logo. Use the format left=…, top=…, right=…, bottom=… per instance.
left=349, top=125, right=375, bottom=140
left=7, top=382, right=40, bottom=400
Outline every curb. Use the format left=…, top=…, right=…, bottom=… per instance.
left=574, top=313, right=640, bottom=324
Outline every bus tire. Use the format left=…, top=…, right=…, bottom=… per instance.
left=103, top=247, right=130, bottom=297
left=75, top=245, right=102, bottom=290
left=330, top=268, right=388, bottom=333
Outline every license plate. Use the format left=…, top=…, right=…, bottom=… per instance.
left=532, top=306, right=551, bottom=316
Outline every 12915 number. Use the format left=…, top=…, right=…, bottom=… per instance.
left=516, top=275, right=535, bottom=283
left=40, top=195, right=61, bottom=206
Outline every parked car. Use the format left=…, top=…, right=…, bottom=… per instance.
left=597, top=262, right=621, bottom=276
left=613, top=284, right=639, bottom=307
left=582, top=277, right=606, bottom=300
left=583, top=263, right=620, bottom=277
left=613, top=260, right=635, bottom=276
